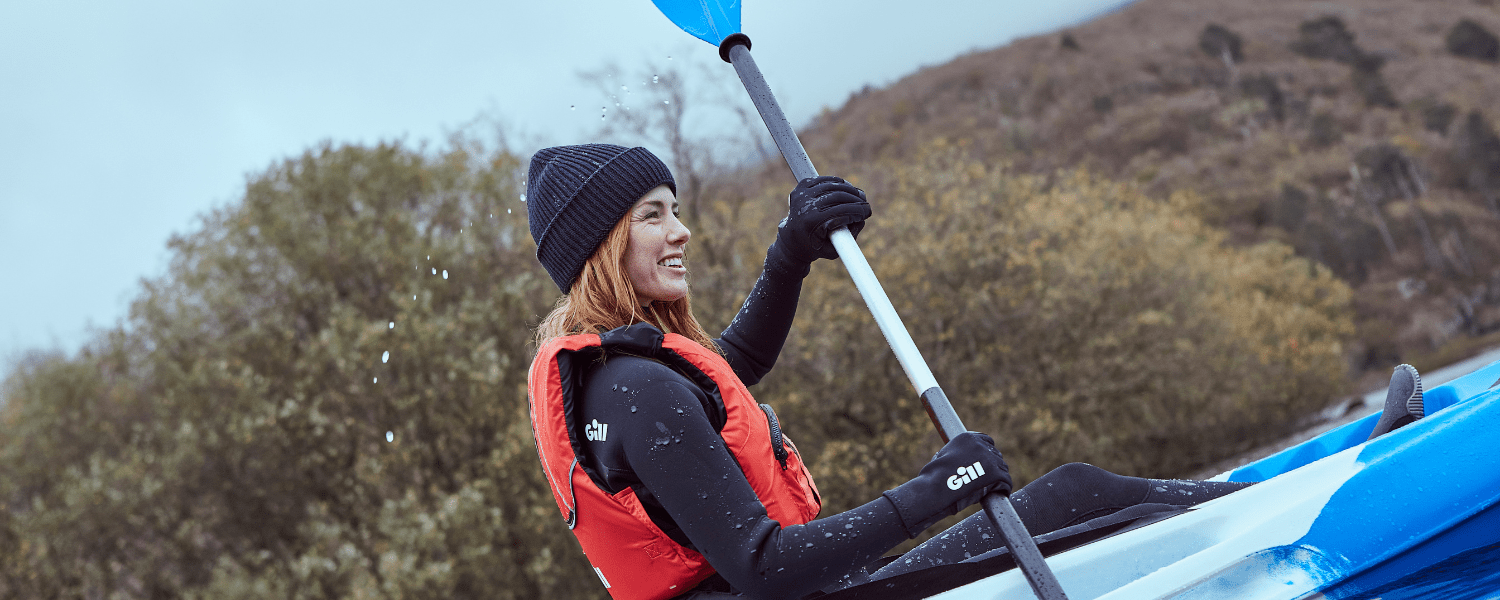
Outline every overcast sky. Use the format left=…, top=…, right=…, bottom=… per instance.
left=0, top=0, right=1129, bottom=367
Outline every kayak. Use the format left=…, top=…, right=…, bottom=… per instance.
left=829, top=358, right=1500, bottom=600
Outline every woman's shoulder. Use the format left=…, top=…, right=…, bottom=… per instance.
left=586, top=353, right=695, bottom=391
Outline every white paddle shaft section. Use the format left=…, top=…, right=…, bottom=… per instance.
left=723, top=37, right=1070, bottom=600
left=829, top=229, right=940, bottom=393
left=726, top=41, right=938, bottom=396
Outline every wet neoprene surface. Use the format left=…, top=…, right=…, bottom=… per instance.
left=575, top=245, right=912, bottom=599
left=572, top=244, right=1256, bottom=599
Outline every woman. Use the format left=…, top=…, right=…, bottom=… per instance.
left=523, top=144, right=1261, bottom=600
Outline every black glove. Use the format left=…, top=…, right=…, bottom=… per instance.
left=774, top=176, right=872, bottom=264
left=881, top=432, right=1012, bottom=538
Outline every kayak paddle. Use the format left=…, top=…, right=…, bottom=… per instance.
left=647, top=2, right=1070, bottom=599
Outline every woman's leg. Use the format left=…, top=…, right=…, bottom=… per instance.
left=870, top=463, right=1253, bottom=577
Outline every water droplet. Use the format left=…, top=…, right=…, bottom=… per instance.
left=427, top=256, right=430, bottom=260
left=664, top=100, right=670, bottom=105
left=653, top=75, right=659, bottom=83
left=389, top=321, right=394, bottom=329
left=413, top=295, right=417, bottom=300
left=386, top=431, right=394, bottom=442
left=824, top=533, right=833, bottom=538
left=570, top=105, right=576, bottom=110
left=734, top=523, right=743, bottom=529
left=805, top=542, right=814, bottom=547
left=382, top=351, right=389, bottom=363
left=507, top=208, right=512, bottom=214
left=621, top=386, right=628, bottom=392
left=432, top=268, right=437, bottom=274
left=630, top=406, right=637, bottom=413
left=621, top=85, right=628, bottom=92
left=667, top=55, right=672, bottom=60
left=520, top=193, right=527, bottom=202
left=442, top=270, right=448, bottom=279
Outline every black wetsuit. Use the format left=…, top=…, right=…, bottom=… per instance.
left=574, top=246, right=1253, bottom=599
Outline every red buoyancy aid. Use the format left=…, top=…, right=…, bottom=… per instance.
left=528, top=324, right=822, bottom=600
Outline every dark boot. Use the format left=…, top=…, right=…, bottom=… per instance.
left=1367, top=364, right=1424, bottom=440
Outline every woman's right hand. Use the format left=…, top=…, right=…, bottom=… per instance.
left=881, top=432, right=1013, bottom=538
left=775, top=176, right=872, bottom=264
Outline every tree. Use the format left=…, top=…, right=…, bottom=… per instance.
left=1, top=137, right=605, bottom=598
left=752, top=141, right=1353, bottom=518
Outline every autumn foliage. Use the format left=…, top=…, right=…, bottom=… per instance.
left=0, top=133, right=1353, bottom=596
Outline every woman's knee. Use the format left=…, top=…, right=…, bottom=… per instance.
left=1034, top=462, right=1117, bottom=489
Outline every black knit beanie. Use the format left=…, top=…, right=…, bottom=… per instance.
left=525, top=144, right=676, bottom=292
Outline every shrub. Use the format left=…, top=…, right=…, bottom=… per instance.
left=1446, top=19, right=1500, bottom=62
left=758, top=142, right=1353, bottom=513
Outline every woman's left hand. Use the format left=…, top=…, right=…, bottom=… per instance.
left=776, top=176, right=872, bottom=263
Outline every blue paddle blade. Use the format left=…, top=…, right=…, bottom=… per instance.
left=650, top=0, right=741, bottom=46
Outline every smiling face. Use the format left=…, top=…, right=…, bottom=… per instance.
left=623, top=185, right=691, bottom=305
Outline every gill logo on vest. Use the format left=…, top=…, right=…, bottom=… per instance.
left=585, top=419, right=609, bottom=442
left=946, top=462, right=986, bottom=490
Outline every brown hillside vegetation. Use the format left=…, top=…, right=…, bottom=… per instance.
left=798, top=0, right=1500, bottom=382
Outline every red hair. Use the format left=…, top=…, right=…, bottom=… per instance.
left=534, top=212, right=718, bottom=353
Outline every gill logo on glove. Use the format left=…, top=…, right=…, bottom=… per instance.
left=946, top=462, right=986, bottom=490
left=585, top=419, right=609, bottom=442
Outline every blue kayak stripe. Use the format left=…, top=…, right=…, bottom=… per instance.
left=1226, top=359, right=1500, bottom=483
left=1295, top=384, right=1500, bottom=597
left=1319, top=500, right=1500, bottom=599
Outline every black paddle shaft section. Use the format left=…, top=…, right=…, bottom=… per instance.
left=923, top=387, right=1071, bottom=600
left=721, top=34, right=816, bottom=183
left=719, top=33, right=1070, bottom=600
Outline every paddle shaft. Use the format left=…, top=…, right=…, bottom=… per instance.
left=722, top=38, right=1069, bottom=600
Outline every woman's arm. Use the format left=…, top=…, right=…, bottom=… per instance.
left=615, top=371, right=909, bottom=598
left=716, top=243, right=809, bottom=386
left=717, top=176, right=871, bottom=386
left=583, top=358, right=1010, bottom=599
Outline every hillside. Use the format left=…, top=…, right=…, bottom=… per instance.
left=797, top=0, right=1500, bottom=384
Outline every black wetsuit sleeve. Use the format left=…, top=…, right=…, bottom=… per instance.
left=582, top=358, right=909, bottom=599
left=716, top=244, right=810, bottom=387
